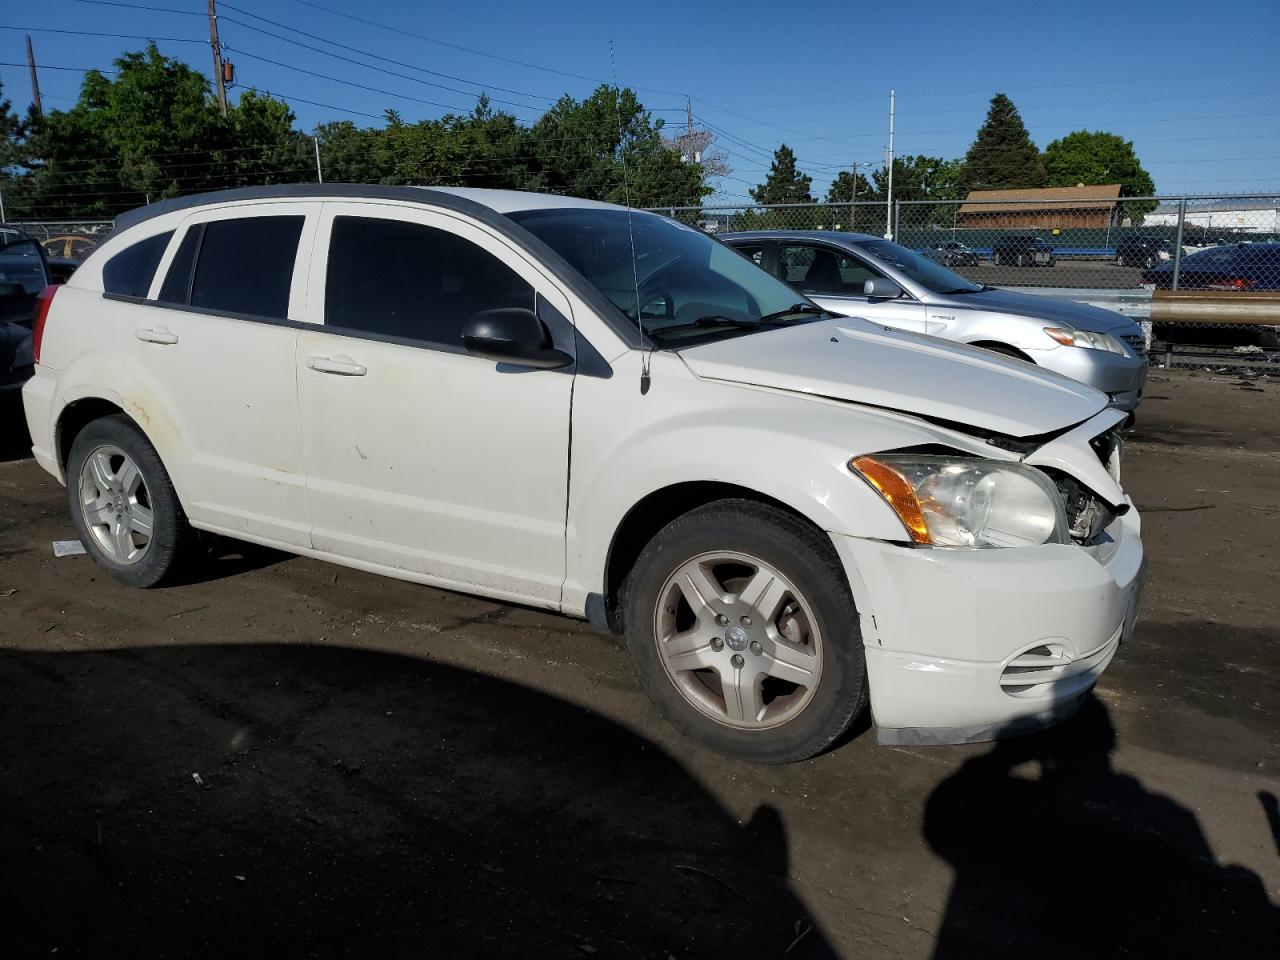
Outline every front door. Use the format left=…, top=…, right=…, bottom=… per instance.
left=776, top=242, right=928, bottom=334
left=296, top=203, right=575, bottom=606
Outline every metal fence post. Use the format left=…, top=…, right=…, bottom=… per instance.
left=1171, top=198, right=1186, bottom=291
left=893, top=201, right=901, bottom=242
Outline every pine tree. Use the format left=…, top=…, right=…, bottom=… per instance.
left=962, top=94, right=1047, bottom=191
left=750, top=144, right=812, bottom=205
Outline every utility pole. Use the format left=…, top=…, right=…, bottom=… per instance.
left=26, top=35, right=43, bottom=118
left=207, top=0, right=228, bottom=116
left=313, top=136, right=323, bottom=183
left=885, top=89, right=895, bottom=239
left=686, top=97, right=693, bottom=138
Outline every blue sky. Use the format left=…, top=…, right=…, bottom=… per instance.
left=3, top=0, right=1278, bottom=201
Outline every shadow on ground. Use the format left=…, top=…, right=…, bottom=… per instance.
left=924, top=696, right=1280, bottom=958
left=0, top=392, right=32, bottom=463
left=0, top=643, right=836, bottom=959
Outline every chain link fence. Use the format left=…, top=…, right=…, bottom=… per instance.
left=649, top=195, right=1280, bottom=377
left=2, top=220, right=115, bottom=260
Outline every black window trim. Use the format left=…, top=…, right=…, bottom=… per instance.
left=157, top=222, right=205, bottom=305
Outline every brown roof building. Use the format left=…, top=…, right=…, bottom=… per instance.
left=957, top=184, right=1123, bottom=230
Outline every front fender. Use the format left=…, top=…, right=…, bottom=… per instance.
left=563, top=352, right=966, bottom=609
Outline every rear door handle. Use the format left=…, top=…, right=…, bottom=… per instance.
left=307, top=355, right=367, bottom=377
left=135, top=326, right=179, bottom=345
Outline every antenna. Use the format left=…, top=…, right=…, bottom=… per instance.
left=609, top=40, right=650, bottom=395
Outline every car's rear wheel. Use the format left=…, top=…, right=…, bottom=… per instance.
left=67, top=414, right=192, bottom=588
left=621, top=500, right=867, bottom=764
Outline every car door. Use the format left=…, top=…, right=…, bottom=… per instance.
left=124, top=204, right=319, bottom=547
left=775, top=241, right=928, bottom=334
left=295, top=203, right=575, bottom=607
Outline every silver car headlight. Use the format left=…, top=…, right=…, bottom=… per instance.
left=1044, top=327, right=1126, bottom=354
left=851, top=454, right=1070, bottom=548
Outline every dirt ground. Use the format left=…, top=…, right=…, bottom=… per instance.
left=1, top=372, right=1278, bottom=959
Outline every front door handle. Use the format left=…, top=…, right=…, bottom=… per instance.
left=135, top=326, right=179, bottom=345
left=307, top=355, right=367, bottom=377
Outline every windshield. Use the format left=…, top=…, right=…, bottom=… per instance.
left=856, top=239, right=982, bottom=294
left=508, top=208, right=820, bottom=344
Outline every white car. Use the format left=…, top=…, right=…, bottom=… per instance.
left=23, top=186, right=1145, bottom=763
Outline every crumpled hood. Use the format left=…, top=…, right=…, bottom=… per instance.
left=678, top=317, right=1108, bottom=438
left=960, top=287, right=1139, bottom=334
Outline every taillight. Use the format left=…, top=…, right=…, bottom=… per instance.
left=33, top=285, right=58, bottom=365
left=1207, top=277, right=1257, bottom=290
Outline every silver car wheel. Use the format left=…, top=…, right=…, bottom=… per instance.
left=78, top=444, right=154, bottom=565
left=653, top=550, right=823, bottom=730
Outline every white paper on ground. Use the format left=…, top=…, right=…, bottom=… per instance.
left=52, top=540, right=87, bottom=557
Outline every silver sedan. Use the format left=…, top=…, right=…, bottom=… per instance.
left=720, top=231, right=1148, bottom=412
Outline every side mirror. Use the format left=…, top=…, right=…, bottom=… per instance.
left=462, top=308, right=573, bottom=369
left=863, top=277, right=904, bottom=299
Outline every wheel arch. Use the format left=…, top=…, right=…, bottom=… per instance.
left=968, top=340, right=1035, bottom=363
left=599, top=481, right=825, bottom=632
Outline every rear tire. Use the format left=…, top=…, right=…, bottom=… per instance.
left=66, top=414, right=192, bottom=588
left=620, top=499, right=868, bottom=764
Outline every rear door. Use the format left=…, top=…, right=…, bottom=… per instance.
left=776, top=241, right=928, bottom=334
left=294, top=202, right=575, bottom=606
left=125, top=203, right=319, bottom=547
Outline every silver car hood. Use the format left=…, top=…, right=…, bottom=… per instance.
left=678, top=317, right=1108, bottom=439
left=949, top=287, right=1138, bottom=334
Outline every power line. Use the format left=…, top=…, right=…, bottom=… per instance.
left=0, top=24, right=204, bottom=44
left=215, top=6, right=554, bottom=108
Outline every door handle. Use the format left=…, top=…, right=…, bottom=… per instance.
left=135, top=326, right=179, bottom=345
left=307, top=355, right=367, bottom=377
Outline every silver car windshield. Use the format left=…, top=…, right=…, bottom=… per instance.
left=509, top=209, right=822, bottom=345
left=859, top=239, right=983, bottom=295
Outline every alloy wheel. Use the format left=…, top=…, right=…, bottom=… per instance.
left=653, top=551, right=823, bottom=729
left=77, top=444, right=154, bottom=565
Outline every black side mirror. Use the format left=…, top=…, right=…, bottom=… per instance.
left=462, top=308, right=573, bottom=369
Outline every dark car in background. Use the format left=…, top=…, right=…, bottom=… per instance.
left=0, top=238, right=51, bottom=393
left=921, top=240, right=981, bottom=267
left=1115, top=235, right=1176, bottom=269
left=1141, top=243, right=1280, bottom=290
left=991, top=233, right=1055, bottom=267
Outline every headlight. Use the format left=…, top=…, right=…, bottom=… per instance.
left=1043, top=327, right=1126, bottom=354
left=851, top=455, right=1070, bottom=548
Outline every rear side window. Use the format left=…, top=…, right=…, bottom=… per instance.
left=324, top=216, right=535, bottom=347
left=158, top=226, right=201, bottom=304
left=188, top=216, right=304, bottom=319
left=102, top=231, right=173, bottom=297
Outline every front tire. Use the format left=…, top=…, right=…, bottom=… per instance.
left=66, top=414, right=192, bottom=588
left=620, top=500, right=867, bottom=764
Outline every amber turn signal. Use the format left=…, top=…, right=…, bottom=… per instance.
left=850, top=456, right=931, bottom=544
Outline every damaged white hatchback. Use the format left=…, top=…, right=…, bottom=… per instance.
left=23, top=186, right=1144, bottom=763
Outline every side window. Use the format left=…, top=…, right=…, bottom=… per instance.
left=325, top=216, right=535, bottom=348
left=188, top=216, right=304, bottom=319
left=779, top=244, right=881, bottom=296
left=102, top=231, right=173, bottom=297
left=732, top=243, right=766, bottom=268
left=158, top=226, right=201, bottom=304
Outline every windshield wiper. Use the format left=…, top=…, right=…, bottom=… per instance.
left=756, top=303, right=826, bottom=323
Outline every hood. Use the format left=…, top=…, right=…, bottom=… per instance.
left=678, top=318, right=1107, bottom=439
left=957, top=287, right=1139, bottom=334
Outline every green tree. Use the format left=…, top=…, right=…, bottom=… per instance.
left=962, top=93, right=1047, bottom=191
left=1044, top=129, right=1157, bottom=219
left=749, top=144, right=812, bottom=205
left=824, top=168, right=873, bottom=204
left=529, top=85, right=705, bottom=207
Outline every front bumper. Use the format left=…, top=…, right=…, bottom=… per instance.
left=1031, top=345, right=1148, bottom=412
left=833, top=505, right=1144, bottom=744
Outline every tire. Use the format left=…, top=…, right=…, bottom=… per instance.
left=1115, top=254, right=1125, bottom=266
left=620, top=499, right=868, bottom=764
left=1015, top=253, right=1026, bottom=267
left=66, top=414, right=192, bottom=588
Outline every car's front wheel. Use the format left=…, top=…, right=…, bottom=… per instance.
left=66, top=414, right=192, bottom=588
left=621, top=500, right=868, bottom=763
